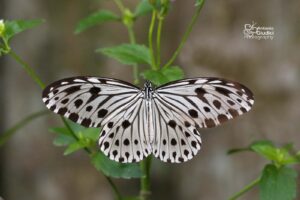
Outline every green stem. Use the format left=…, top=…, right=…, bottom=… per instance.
left=156, top=16, right=164, bottom=68
left=140, top=156, right=152, bottom=200
left=164, top=3, right=204, bottom=68
left=127, top=25, right=139, bottom=85
left=105, top=176, right=123, bottom=200
left=148, top=10, right=157, bottom=70
left=8, top=50, right=45, bottom=89
left=113, top=0, right=126, bottom=13
left=0, top=110, right=49, bottom=147
left=8, top=49, right=122, bottom=200
left=228, top=177, right=261, bottom=200
left=61, top=117, right=121, bottom=199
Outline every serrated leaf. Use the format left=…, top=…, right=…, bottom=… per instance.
left=3, top=19, right=44, bottom=41
left=53, top=134, right=76, bottom=146
left=91, top=152, right=142, bottom=179
left=64, top=141, right=86, bottom=155
left=250, top=140, right=277, bottom=161
left=97, top=44, right=151, bottom=65
left=134, top=0, right=153, bottom=17
left=260, top=164, right=298, bottom=200
left=143, top=66, right=184, bottom=86
left=75, top=10, right=120, bottom=34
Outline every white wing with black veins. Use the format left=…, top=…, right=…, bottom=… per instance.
left=151, top=77, right=254, bottom=163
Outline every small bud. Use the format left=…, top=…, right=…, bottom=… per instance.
left=0, top=20, right=5, bottom=37
left=123, top=9, right=134, bottom=27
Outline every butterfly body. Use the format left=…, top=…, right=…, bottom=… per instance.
left=42, top=76, right=254, bottom=163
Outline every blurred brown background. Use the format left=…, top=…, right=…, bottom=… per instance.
left=1, top=0, right=300, bottom=199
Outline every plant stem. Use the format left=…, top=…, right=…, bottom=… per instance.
left=148, top=10, right=157, bottom=70
left=140, top=156, right=152, bottom=200
left=126, top=25, right=139, bottom=85
left=0, top=110, right=49, bottom=147
left=156, top=16, right=164, bottom=68
left=61, top=118, right=121, bottom=199
left=113, top=0, right=126, bottom=13
left=164, top=3, right=204, bottom=68
left=8, top=49, right=122, bottom=200
left=228, top=177, right=261, bottom=200
left=105, top=176, right=123, bottom=200
left=8, top=50, right=45, bottom=89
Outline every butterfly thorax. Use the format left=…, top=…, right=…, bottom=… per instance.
left=143, top=80, right=153, bottom=101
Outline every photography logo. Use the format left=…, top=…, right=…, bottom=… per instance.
left=243, top=21, right=274, bottom=40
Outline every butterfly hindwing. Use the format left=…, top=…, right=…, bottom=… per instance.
left=152, top=97, right=202, bottom=163
left=99, top=95, right=151, bottom=163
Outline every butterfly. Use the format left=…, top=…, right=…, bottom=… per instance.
left=42, top=76, right=254, bottom=163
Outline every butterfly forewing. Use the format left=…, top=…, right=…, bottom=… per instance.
left=42, top=77, right=140, bottom=128
left=156, top=77, right=254, bottom=129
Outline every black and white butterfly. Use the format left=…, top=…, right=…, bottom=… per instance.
left=42, top=77, right=254, bottom=163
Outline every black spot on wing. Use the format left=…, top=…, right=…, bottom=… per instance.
left=123, top=139, right=130, bottom=146
left=122, top=120, right=131, bottom=129
left=215, top=87, right=231, bottom=97
left=69, top=113, right=79, bottom=122
left=107, top=122, right=114, bottom=128
left=213, top=100, right=221, bottom=109
left=168, top=120, right=177, bottom=129
left=86, top=106, right=93, bottom=111
left=89, top=87, right=101, bottom=94
left=188, top=109, right=198, bottom=118
left=57, top=108, right=68, bottom=115
left=81, top=118, right=92, bottom=127
left=74, top=99, right=83, bottom=108
left=171, top=138, right=177, bottom=146
left=64, top=86, right=81, bottom=94
left=195, top=87, right=209, bottom=104
left=61, top=99, right=69, bottom=104
left=98, top=109, right=108, bottom=118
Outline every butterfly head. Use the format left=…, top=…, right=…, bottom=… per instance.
left=144, top=80, right=152, bottom=88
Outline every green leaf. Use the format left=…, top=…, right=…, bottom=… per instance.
left=83, top=128, right=100, bottom=142
left=97, top=44, right=151, bottom=65
left=250, top=140, right=278, bottom=161
left=53, top=134, right=76, bottom=146
left=3, top=19, right=44, bottom=41
left=143, top=69, right=168, bottom=86
left=75, top=10, right=120, bottom=34
left=143, top=66, right=184, bottom=86
left=260, top=164, right=298, bottom=200
left=134, top=0, right=153, bottom=17
left=161, top=66, right=184, bottom=81
left=49, top=127, right=73, bottom=136
left=91, top=152, right=142, bottom=179
left=64, top=141, right=86, bottom=155
left=50, top=120, right=100, bottom=151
